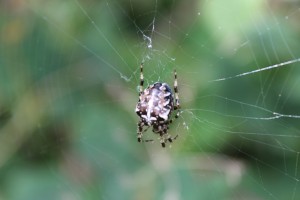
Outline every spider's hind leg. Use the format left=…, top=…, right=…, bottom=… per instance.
left=159, top=134, right=178, bottom=148
left=160, top=138, right=166, bottom=148
left=137, top=121, right=143, bottom=142
left=137, top=121, right=154, bottom=143
left=167, top=134, right=178, bottom=143
left=159, top=126, right=178, bottom=147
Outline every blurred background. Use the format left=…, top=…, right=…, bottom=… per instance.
left=1, top=0, right=300, bottom=199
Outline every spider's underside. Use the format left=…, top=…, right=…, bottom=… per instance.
left=135, top=63, right=180, bottom=148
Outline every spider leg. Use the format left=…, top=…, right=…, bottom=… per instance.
left=166, top=134, right=178, bottom=143
left=156, top=69, right=182, bottom=148
left=163, top=108, right=181, bottom=146
left=173, top=69, right=180, bottom=110
left=163, top=126, right=179, bottom=147
left=168, top=110, right=181, bottom=124
left=158, top=125, right=178, bottom=147
left=137, top=121, right=154, bottom=143
left=159, top=133, right=178, bottom=148
left=139, top=63, right=144, bottom=95
left=137, top=121, right=144, bottom=142
left=160, top=136, right=166, bottom=148
left=155, top=126, right=166, bottom=148
left=141, top=127, right=154, bottom=142
left=161, top=142, right=166, bottom=147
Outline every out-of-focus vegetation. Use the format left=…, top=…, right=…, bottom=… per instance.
left=1, top=0, right=300, bottom=199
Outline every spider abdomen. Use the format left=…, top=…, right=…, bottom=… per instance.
left=136, top=82, right=174, bottom=125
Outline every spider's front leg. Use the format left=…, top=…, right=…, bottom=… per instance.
left=168, top=69, right=181, bottom=125
left=173, top=69, right=180, bottom=110
left=139, top=63, right=144, bottom=95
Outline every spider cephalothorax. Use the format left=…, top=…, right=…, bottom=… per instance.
left=135, top=63, right=181, bottom=148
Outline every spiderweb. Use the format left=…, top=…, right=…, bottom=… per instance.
left=1, top=0, right=300, bottom=199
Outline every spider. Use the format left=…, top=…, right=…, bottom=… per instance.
left=135, top=63, right=181, bottom=148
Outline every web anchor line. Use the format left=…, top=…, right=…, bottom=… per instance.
left=210, top=58, right=300, bottom=82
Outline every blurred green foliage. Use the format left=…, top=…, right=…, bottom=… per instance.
left=0, top=0, right=300, bottom=199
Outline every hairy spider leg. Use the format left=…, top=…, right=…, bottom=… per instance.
left=137, top=121, right=154, bottom=143
left=174, top=69, right=180, bottom=110
left=164, top=69, right=181, bottom=125
left=139, top=63, right=144, bottom=95
left=137, top=63, right=153, bottom=143
left=160, top=69, right=181, bottom=146
left=172, top=69, right=181, bottom=124
left=160, top=133, right=179, bottom=148
left=163, top=119, right=180, bottom=147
